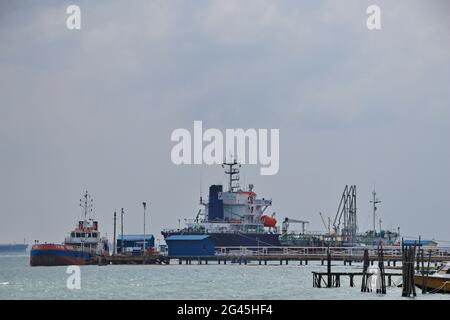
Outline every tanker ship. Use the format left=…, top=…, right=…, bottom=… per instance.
left=30, top=191, right=109, bottom=266
left=162, top=160, right=282, bottom=247
left=162, top=161, right=401, bottom=248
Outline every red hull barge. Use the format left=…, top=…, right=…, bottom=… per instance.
left=30, top=244, right=95, bottom=266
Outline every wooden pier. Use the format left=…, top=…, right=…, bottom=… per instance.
left=311, top=247, right=402, bottom=291
left=312, top=271, right=402, bottom=288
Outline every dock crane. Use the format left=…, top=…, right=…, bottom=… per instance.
left=282, top=218, right=309, bottom=234
left=319, top=212, right=331, bottom=234
left=332, top=185, right=357, bottom=243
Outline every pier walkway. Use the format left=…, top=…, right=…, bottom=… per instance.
left=170, top=245, right=450, bottom=265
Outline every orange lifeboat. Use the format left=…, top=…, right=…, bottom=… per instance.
left=261, top=215, right=277, bottom=228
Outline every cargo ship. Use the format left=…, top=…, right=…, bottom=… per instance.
left=162, top=160, right=282, bottom=247
left=30, top=191, right=109, bottom=266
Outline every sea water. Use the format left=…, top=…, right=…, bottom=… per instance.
left=1, top=253, right=449, bottom=300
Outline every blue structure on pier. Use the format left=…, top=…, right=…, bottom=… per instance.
left=165, top=235, right=215, bottom=257
left=117, top=234, right=155, bottom=254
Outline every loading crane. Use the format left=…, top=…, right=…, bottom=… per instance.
left=282, top=218, right=309, bottom=234
left=319, top=212, right=332, bottom=234
left=332, top=185, right=357, bottom=243
left=194, top=209, right=203, bottom=223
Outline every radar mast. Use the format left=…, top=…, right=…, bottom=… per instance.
left=222, top=159, right=241, bottom=192
left=79, top=190, right=94, bottom=221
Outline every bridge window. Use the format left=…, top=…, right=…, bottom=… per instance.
left=76, top=233, right=81, bottom=237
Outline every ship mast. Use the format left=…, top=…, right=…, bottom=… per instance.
left=79, top=190, right=94, bottom=221
left=370, top=189, right=381, bottom=234
left=222, top=159, right=241, bottom=192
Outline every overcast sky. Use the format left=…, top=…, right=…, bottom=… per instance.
left=1, top=0, right=449, bottom=244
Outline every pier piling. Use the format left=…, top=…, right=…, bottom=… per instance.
left=401, top=239, right=417, bottom=298
left=327, top=249, right=332, bottom=288
left=361, top=249, right=370, bottom=292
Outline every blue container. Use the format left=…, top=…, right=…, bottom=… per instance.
left=208, top=185, right=223, bottom=221
left=165, top=235, right=215, bottom=257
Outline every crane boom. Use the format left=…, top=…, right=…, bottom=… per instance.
left=285, top=218, right=309, bottom=224
left=283, top=218, right=309, bottom=234
left=319, top=212, right=328, bottom=233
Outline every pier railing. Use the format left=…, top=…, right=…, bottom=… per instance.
left=214, top=246, right=450, bottom=258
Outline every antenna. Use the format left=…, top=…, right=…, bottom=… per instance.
left=79, top=190, right=94, bottom=221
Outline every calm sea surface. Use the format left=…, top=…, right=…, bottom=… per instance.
left=1, top=253, right=449, bottom=300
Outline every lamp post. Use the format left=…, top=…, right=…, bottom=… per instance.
left=113, top=211, right=117, bottom=255
left=143, top=202, right=147, bottom=255
left=120, top=208, right=124, bottom=254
